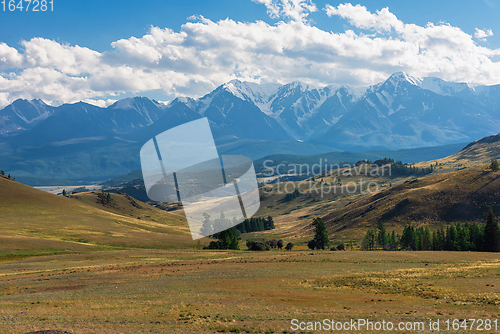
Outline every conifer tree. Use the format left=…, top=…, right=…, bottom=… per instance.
left=484, top=207, right=500, bottom=252
left=310, top=217, right=329, bottom=250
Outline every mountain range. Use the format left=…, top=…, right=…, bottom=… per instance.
left=1, top=72, right=499, bottom=183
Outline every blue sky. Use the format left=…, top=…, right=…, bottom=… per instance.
left=3, top=0, right=499, bottom=50
left=1, top=0, right=499, bottom=107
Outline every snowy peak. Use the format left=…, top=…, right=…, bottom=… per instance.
left=221, top=80, right=281, bottom=108
left=416, top=77, right=473, bottom=96
left=388, top=72, right=422, bottom=86
left=0, top=98, right=55, bottom=136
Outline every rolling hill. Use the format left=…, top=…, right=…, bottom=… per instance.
left=0, top=175, right=202, bottom=256
left=321, top=164, right=500, bottom=242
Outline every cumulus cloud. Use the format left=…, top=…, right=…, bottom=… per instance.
left=325, top=3, right=403, bottom=32
left=1, top=1, right=500, bottom=108
left=474, top=28, right=494, bottom=40
left=252, top=0, right=317, bottom=22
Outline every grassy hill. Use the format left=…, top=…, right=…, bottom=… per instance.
left=415, top=132, right=500, bottom=173
left=0, top=176, right=203, bottom=256
left=322, top=164, right=500, bottom=242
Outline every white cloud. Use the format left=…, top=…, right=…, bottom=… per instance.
left=82, top=98, right=117, bottom=108
left=474, top=28, right=494, bottom=40
left=252, top=0, right=317, bottom=22
left=325, top=3, right=403, bottom=32
left=1, top=2, right=500, bottom=108
left=0, top=43, right=23, bottom=69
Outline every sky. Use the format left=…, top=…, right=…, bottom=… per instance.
left=0, top=0, right=500, bottom=108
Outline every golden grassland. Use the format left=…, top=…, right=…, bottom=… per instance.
left=0, top=250, right=498, bottom=333
left=2, top=137, right=500, bottom=333
left=0, top=177, right=205, bottom=256
left=414, top=133, right=500, bottom=173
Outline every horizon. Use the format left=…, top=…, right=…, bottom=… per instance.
left=3, top=70, right=495, bottom=109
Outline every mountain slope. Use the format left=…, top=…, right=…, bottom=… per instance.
left=322, top=164, right=500, bottom=241
left=0, top=99, right=55, bottom=136
left=314, top=72, right=500, bottom=150
left=0, top=176, right=199, bottom=254
left=168, top=82, right=292, bottom=141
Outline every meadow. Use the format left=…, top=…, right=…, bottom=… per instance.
left=0, top=249, right=498, bottom=333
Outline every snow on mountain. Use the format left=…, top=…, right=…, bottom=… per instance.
left=0, top=99, right=55, bottom=136
left=3, top=72, right=500, bottom=152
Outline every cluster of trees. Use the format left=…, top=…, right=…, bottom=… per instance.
left=202, top=213, right=275, bottom=237
left=202, top=212, right=276, bottom=250
left=246, top=239, right=294, bottom=251
left=284, top=187, right=301, bottom=202
left=234, top=216, right=275, bottom=233
left=362, top=208, right=500, bottom=252
left=307, top=217, right=330, bottom=250
left=357, top=158, right=434, bottom=177
left=391, top=161, right=434, bottom=177
left=0, top=170, right=14, bottom=180
left=97, top=190, right=113, bottom=205
left=207, top=227, right=240, bottom=250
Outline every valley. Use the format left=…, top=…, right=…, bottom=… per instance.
left=1, top=73, right=500, bottom=333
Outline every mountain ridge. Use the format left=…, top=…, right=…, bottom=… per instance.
left=2, top=72, right=500, bottom=183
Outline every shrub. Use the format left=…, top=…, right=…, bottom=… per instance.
left=247, top=241, right=271, bottom=251
left=490, top=159, right=499, bottom=172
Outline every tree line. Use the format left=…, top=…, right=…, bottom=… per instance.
left=362, top=207, right=500, bottom=252
left=202, top=212, right=276, bottom=250
left=235, top=216, right=275, bottom=233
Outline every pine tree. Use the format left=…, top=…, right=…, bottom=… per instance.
left=377, top=221, right=387, bottom=248
left=361, top=229, right=376, bottom=250
left=265, top=216, right=275, bottom=230
left=390, top=231, right=397, bottom=250
left=423, top=227, right=432, bottom=250
left=62, top=189, right=67, bottom=196
left=446, top=225, right=458, bottom=251
left=310, top=217, right=329, bottom=250
left=484, top=207, right=500, bottom=252
left=200, top=213, right=213, bottom=236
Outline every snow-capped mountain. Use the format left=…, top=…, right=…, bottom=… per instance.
left=169, top=80, right=362, bottom=141
left=2, top=72, right=500, bottom=152
left=312, top=72, right=500, bottom=150
left=0, top=99, right=55, bottom=136
left=167, top=81, right=291, bottom=141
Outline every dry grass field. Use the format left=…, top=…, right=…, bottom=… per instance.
left=2, top=135, right=500, bottom=333
left=0, top=176, right=204, bottom=256
left=0, top=250, right=498, bottom=333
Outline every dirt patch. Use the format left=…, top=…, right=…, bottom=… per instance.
left=26, top=331, right=75, bottom=334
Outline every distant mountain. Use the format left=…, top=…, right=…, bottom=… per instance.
left=176, top=80, right=360, bottom=141
left=0, top=99, right=55, bottom=136
left=167, top=82, right=292, bottom=141
left=5, top=97, right=172, bottom=147
left=312, top=72, right=500, bottom=150
left=2, top=72, right=500, bottom=184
